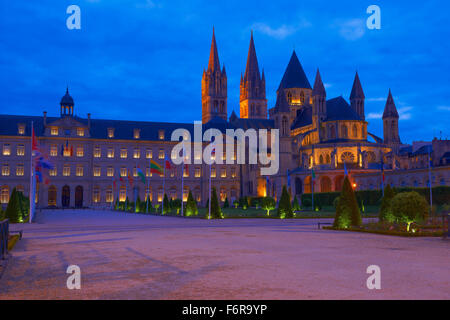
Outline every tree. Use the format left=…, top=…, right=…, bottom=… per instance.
left=261, top=197, right=276, bottom=216
left=162, top=194, right=170, bottom=214
left=232, top=200, right=239, bottom=208
left=292, top=195, right=300, bottom=211
left=125, top=197, right=129, bottom=211
left=185, top=191, right=198, bottom=216
left=136, top=196, right=142, bottom=213
left=114, top=198, right=119, bottom=210
left=223, top=197, right=229, bottom=208
left=0, top=208, right=5, bottom=221
left=171, top=198, right=182, bottom=214
left=208, top=187, right=222, bottom=219
left=379, top=184, right=395, bottom=221
left=5, top=188, right=22, bottom=223
left=390, top=191, right=428, bottom=230
left=333, top=176, right=361, bottom=228
left=277, top=186, right=293, bottom=219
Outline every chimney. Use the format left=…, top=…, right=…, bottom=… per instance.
left=87, top=113, right=91, bottom=129
left=43, top=111, right=47, bottom=126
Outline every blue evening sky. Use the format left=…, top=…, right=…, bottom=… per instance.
left=1, top=0, right=449, bottom=144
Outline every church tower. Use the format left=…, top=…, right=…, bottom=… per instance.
left=202, top=29, right=227, bottom=124
left=312, top=69, right=326, bottom=141
left=350, top=72, right=365, bottom=120
left=383, top=89, right=401, bottom=149
left=239, top=32, right=267, bottom=119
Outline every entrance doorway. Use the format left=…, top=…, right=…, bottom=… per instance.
left=62, top=185, right=70, bottom=207
left=75, top=186, right=83, bottom=208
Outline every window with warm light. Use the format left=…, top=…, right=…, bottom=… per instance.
left=133, top=148, right=140, bottom=159
left=49, top=168, right=57, bottom=176
left=195, top=167, right=201, bottom=178
left=211, top=167, right=216, bottom=178
left=17, top=145, right=25, bottom=156
left=145, top=187, right=152, bottom=202
left=1, top=186, right=9, bottom=204
left=107, top=166, right=114, bottom=177
left=134, top=129, right=140, bottom=139
left=108, top=128, right=114, bottom=138
left=106, top=188, right=113, bottom=203
left=92, top=187, right=100, bottom=203
left=133, top=167, right=138, bottom=177
left=63, top=165, right=71, bottom=176
left=76, top=165, right=83, bottom=177
left=183, top=168, right=189, bottom=177
left=158, top=149, right=165, bottom=159
left=50, top=127, right=58, bottom=136
left=63, top=146, right=71, bottom=157
left=76, top=145, right=84, bottom=157
left=170, top=170, right=175, bottom=178
left=107, top=147, right=114, bottom=158
left=120, top=167, right=127, bottom=177
left=77, top=128, right=84, bottom=137
left=119, top=187, right=126, bottom=202
left=93, top=166, right=101, bottom=177
left=120, top=148, right=128, bottom=159
left=18, top=124, right=25, bottom=135
left=2, top=144, right=11, bottom=156
left=146, top=167, right=151, bottom=177
left=50, top=145, right=58, bottom=157
left=231, top=167, right=236, bottom=178
left=221, top=168, right=226, bottom=178
left=146, top=149, right=152, bottom=159
left=158, top=130, right=164, bottom=140
left=16, top=164, right=24, bottom=176
left=94, top=146, right=101, bottom=158
left=2, top=164, right=10, bottom=176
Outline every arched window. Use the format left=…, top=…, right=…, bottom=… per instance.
left=329, top=124, right=336, bottom=139
left=367, top=151, right=376, bottom=163
left=1, top=185, right=9, bottom=204
left=352, top=124, right=358, bottom=138
left=341, top=125, right=348, bottom=139
left=287, top=92, right=292, bottom=104
left=300, top=91, right=305, bottom=104
left=320, top=177, right=332, bottom=192
left=213, top=101, right=218, bottom=113
left=326, top=154, right=330, bottom=164
left=341, top=152, right=355, bottom=163
left=282, top=117, right=289, bottom=136
left=319, top=155, right=324, bottom=164
left=48, top=185, right=57, bottom=207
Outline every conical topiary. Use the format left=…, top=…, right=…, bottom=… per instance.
left=277, top=185, right=293, bottom=219
left=379, top=184, right=395, bottom=222
left=333, top=176, right=362, bottom=228
left=208, top=187, right=222, bottom=219
left=292, top=195, right=300, bottom=211
left=223, top=197, right=229, bottom=208
left=185, top=190, right=198, bottom=216
left=5, top=188, right=22, bottom=223
left=162, top=194, right=170, bottom=214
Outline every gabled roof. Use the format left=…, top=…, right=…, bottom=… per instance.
left=382, top=89, right=399, bottom=119
left=278, top=50, right=311, bottom=90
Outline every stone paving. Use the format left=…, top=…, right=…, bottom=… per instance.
left=0, top=209, right=448, bottom=299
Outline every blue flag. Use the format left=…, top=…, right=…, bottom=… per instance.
left=344, top=162, right=348, bottom=176
left=287, top=169, right=291, bottom=187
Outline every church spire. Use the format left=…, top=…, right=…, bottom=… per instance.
left=312, top=69, right=326, bottom=97
left=244, top=31, right=261, bottom=82
left=350, top=71, right=365, bottom=120
left=208, top=27, right=220, bottom=73
left=383, top=89, right=401, bottom=147
left=383, top=89, right=399, bottom=119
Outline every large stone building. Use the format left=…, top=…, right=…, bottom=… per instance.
left=1, top=31, right=449, bottom=208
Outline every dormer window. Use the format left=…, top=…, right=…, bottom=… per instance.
left=134, top=129, right=140, bottom=139
left=77, top=128, right=85, bottom=137
left=50, top=127, right=59, bottom=136
left=18, top=124, right=25, bottom=135
left=158, top=130, right=165, bottom=140
left=108, top=128, right=114, bottom=138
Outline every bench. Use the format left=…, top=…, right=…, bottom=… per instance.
left=318, top=222, right=332, bottom=230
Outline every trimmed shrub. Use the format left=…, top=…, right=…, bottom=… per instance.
left=0, top=208, right=5, bottom=221
left=5, top=188, right=22, bottom=223
left=233, top=200, right=239, bottom=209
left=223, top=197, right=229, bottom=208
left=162, top=194, right=170, bottom=214
left=333, top=196, right=340, bottom=209
left=171, top=198, right=182, bottom=214
left=277, top=185, right=293, bottom=219
left=208, top=187, right=222, bottom=219
left=261, top=197, right=276, bottom=216
left=379, top=184, right=395, bottom=221
left=390, top=191, right=428, bottom=225
left=333, top=176, right=361, bottom=228
left=292, top=195, right=300, bottom=211
left=185, top=191, right=198, bottom=216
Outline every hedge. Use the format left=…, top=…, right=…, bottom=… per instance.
left=302, top=186, right=450, bottom=207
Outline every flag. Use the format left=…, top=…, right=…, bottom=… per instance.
left=344, top=162, right=348, bottom=176
left=165, top=155, right=171, bottom=169
left=137, top=166, right=146, bottom=184
left=184, top=163, right=189, bottom=172
left=32, top=127, right=39, bottom=151
left=311, top=167, right=315, bottom=179
left=70, top=145, right=74, bottom=157
left=287, top=169, right=291, bottom=187
left=150, top=160, right=164, bottom=175
left=113, top=179, right=117, bottom=189
left=127, top=170, right=134, bottom=186
left=380, top=156, right=385, bottom=181
left=35, top=169, right=43, bottom=183
left=119, top=176, right=125, bottom=184
left=61, top=144, right=64, bottom=156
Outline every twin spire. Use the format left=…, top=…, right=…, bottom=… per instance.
left=243, top=31, right=263, bottom=83
left=383, top=89, right=399, bottom=119
left=350, top=71, right=365, bottom=100
left=312, top=69, right=326, bottom=97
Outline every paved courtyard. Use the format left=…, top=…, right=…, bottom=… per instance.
left=0, top=209, right=449, bottom=300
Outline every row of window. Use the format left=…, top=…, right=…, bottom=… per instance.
left=2, top=144, right=25, bottom=156
left=1, top=163, right=237, bottom=178
left=47, top=126, right=165, bottom=140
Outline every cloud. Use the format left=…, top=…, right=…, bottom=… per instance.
left=336, top=18, right=365, bottom=41
left=367, top=112, right=382, bottom=119
left=252, top=20, right=311, bottom=39
left=437, top=105, right=450, bottom=111
left=398, top=106, right=413, bottom=120
left=367, top=97, right=386, bottom=102
left=324, top=83, right=332, bottom=89
left=136, top=0, right=158, bottom=9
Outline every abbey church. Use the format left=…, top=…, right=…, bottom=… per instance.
left=0, top=30, right=449, bottom=208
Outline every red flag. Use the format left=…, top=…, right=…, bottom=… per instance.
left=32, top=127, right=39, bottom=151
left=119, top=176, right=124, bottom=184
left=70, top=145, right=74, bottom=156
left=184, top=163, right=189, bottom=171
left=113, top=179, right=117, bottom=189
left=128, top=170, right=134, bottom=186
left=165, top=155, right=171, bottom=169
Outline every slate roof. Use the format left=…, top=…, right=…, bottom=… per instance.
left=60, top=88, right=74, bottom=105
left=412, top=145, right=432, bottom=156
left=278, top=51, right=311, bottom=90
left=291, top=96, right=362, bottom=130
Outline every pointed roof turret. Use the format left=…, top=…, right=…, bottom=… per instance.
left=275, top=89, right=290, bottom=113
left=312, top=69, right=326, bottom=96
left=243, top=31, right=261, bottom=82
left=60, top=87, right=74, bottom=106
left=278, top=50, right=311, bottom=90
left=350, top=71, right=365, bottom=99
left=229, top=110, right=238, bottom=122
left=208, top=28, right=220, bottom=72
left=382, top=89, right=399, bottom=119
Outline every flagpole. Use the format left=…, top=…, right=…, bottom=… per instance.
left=428, top=149, right=433, bottom=217
left=29, top=121, right=35, bottom=223
left=311, top=169, right=314, bottom=212
left=146, top=160, right=149, bottom=213
left=209, top=161, right=211, bottom=220
left=162, top=161, right=166, bottom=214
left=181, top=143, right=185, bottom=217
